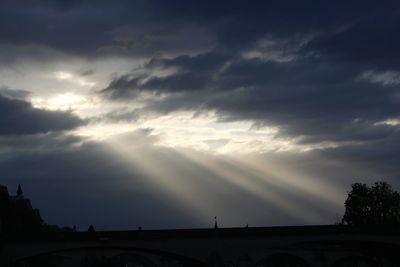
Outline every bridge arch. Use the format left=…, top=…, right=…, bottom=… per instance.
left=331, top=255, right=377, bottom=267
left=256, top=252, right=310, bottom=267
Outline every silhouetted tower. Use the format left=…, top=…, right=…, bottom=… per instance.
left=13, top=184, right=31, bottom=209
left=214, top=216, right=218, bottom=229
left=88, top=225, right=95, bottom=232
left=16, top=184, right=23, bottom=198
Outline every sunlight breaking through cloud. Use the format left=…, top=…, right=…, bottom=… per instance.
left=95, top=131, right=348, bottom=227
left=1, top=0, right=399, bottom=230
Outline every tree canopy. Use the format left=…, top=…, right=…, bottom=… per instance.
left=342, top=182, right=400, bottom=226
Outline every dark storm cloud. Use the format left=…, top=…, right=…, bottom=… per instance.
left=0, top=0, right=216, bottom=59
left=102, top=52, right=229, bottom=98
left=0, top=132, right=82, bottom=156
left=306, top=12, right=400, bottom=70
left=203, top=59, right=400, bottom=142
left=92, top=0, right=400, bottom=175
left=93, top=0, right=400, bottom=143
left=0, top=0, right=396, bottom=59
left=102, top=50, right=400, bottom=145
left=0, top=94, right=84, bottom=135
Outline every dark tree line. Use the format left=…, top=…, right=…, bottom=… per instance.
left=342, top=181, right=400, bottom=226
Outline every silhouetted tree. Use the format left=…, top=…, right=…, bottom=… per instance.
left=342, top=182, right=400, bottom=226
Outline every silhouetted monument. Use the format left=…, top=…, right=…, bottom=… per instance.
left=214, top=216, right=218, bottom=229
left=88, top=225, right=95, bottom=233
left=0, top=184, right=44, bottom=233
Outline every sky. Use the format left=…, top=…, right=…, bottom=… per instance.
left=0, top=0, right=399, bottom=230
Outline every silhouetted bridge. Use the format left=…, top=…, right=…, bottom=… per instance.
left=1, top=225, right=400, bottom=266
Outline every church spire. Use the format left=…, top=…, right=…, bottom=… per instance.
left=17, top=184, right=23, bottom=197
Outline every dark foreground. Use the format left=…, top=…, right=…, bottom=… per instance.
left=2, top=225, right=400, bottom=266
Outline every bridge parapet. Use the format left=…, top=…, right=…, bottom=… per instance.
left=2, top=225, right=400, bottom=266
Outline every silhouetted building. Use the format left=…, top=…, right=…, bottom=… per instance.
left=0, top=184, right=44, bottom=233
left=0, top=185, right=10, bottom=232
left=10, top=184, right=33, bottom=209
left=0, top=184, right=9, bottom=197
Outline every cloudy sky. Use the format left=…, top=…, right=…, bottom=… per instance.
left=0, top=0, right=399, bottom=230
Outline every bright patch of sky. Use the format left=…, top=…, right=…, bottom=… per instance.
left=1, top=58, right=346, bottom=155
